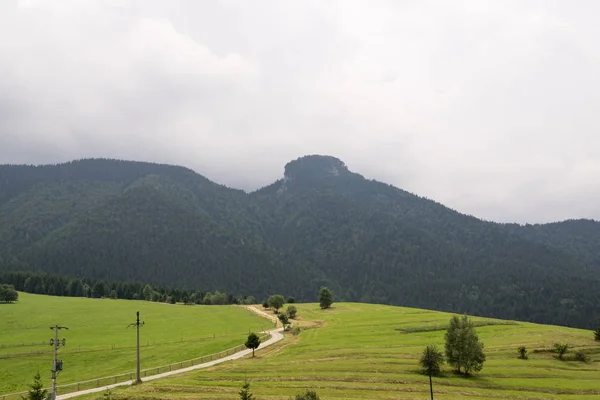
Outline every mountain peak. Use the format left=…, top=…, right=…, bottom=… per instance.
left=283, top=155, right=349, bottom=181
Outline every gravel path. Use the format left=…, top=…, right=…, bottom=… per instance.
left=57, top=307, right=283, bottom=399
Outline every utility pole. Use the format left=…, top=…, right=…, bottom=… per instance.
left=49, top=325, right=68, bottom=400
left=127, top=311, right=144, bottom=384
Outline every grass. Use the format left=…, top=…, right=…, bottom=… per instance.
left=94, top=302, right=600, bottom=400
left=0, top=292, right=271, bottom=394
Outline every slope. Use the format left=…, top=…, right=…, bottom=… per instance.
left=0, top=159, right=280, bottom=293
left=86, top=302, right=600, bottom=400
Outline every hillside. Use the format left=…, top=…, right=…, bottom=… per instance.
left=1, top=156, right=599, bottom=328
left=0, top=292, right=270, bottom=395
left=81, top=302, right=600, bottom=400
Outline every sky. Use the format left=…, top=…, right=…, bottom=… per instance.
left=0, top=0, right=599, bottom=223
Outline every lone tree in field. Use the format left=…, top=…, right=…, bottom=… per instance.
left=239, top=381, right=254, bottom=400
left=419, top=345, right=444, bottom=400
left=318, top=286, right=333, bottom=309
left=445, top=314, right=486, bottom=375
left=554, top=343, right=568, bottom=360
left=23, top=372, right=47, bottom=400
left=245, top=333, right=261, bottom=357
left=287, top=305, right=298, bottom=319
left=268, top=294, right=285, bottom=313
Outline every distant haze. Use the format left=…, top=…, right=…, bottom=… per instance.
left=0, top=0, right=599, bottom=223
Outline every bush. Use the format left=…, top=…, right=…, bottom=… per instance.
left=575, top=351, right=589, bottom=362
left=518, top=346, right=528, bottom=360
left=554, top=343, right=568, bottom=360
left=286, top=296, right=295, bottom=303
left=290, top=390, right=320, bottom=400
left=262, top=300, right=269, bottom=309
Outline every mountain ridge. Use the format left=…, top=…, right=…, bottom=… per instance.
left=1, top=155, right=599, bottom=328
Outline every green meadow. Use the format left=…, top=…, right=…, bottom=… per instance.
left=0, top=292, right=270, bottom=395
left=103, top=302, right=600, bottom=400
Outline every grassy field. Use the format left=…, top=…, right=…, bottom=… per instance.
left=96, top=302, right=600, bottom=400
left=0, top=292, right=271, bottom=394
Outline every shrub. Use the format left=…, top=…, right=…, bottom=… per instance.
left=554, top=343, right=568, bottom=360
left=290, top=390, right=320, bottom=400
left=575, top=351, right=589, bottom=362
left=290, top=326, right=302, bottom=336
left=518, top=346, right=528, bottom=359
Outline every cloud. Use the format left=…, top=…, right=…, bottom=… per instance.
left=0, top=0, right=598, bottom=223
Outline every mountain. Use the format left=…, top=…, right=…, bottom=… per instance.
left=1, top=156, right=599, bottom=328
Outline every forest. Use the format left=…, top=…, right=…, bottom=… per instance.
left=1, top=156, right=599, bottom=328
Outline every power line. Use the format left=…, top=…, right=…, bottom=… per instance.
left=127, top=311, right=145, bottom=384
left=49, top=325, right=68, bottom=400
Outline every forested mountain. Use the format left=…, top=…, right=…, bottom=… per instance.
left=1, top=156, right=599, bottom=328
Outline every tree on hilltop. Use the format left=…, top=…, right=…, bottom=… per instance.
left=268, top=294, right=285, bottom=313
left=318, top=286, right=333, bottom=309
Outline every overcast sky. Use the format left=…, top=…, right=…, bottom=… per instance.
left=1, top=0, right=599, bottom=223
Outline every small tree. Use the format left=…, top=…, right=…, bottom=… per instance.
left=287, top=305, right=298, bottom=319
left=419, top=345, right=444, bottom=400
left=593, top=317, right=600, bottom=341
left=245, top=332, right=261, bottom=357
left=262, top=300, right=269, bottom=309
left=278, top=313, right=291, bottom=330
left=445, top=314, right=486, bottom=375
left=286, top=296, right=295, bottom=304
left=518, top=346, right=528, bottom=360
left=22, top=372, right=47, bottom=400
left=318, top=286, right=333, bottom=309
left=268, top=294, right=285, bottom=313
left=239, top=382, right=254, bottom=400
left=554, top=343, right=568, bottom=360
